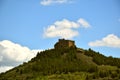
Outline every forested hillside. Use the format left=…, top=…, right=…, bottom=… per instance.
left=0, top=47, right=120, bottom=80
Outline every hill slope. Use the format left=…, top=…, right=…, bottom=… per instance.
left=0, top=47, right=120, bottom=80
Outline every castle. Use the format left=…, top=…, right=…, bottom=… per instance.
left=54, top=39, right=76, bottom=49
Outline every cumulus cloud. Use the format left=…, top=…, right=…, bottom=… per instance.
left=88, top=34, right=120, bottom=48
left=40, top=0, right=72, bottom=6
left=43, top=18, right=90, bottom=39
left=0, top=40, right=37, bottom=62
left=0, top=66, right=13, bottom=73
left=0, top=40, right=41, bottom=73
left=77, top=18, right=91, bottom=28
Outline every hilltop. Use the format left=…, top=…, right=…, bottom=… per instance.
left=0, top=39, right=120, bottom=80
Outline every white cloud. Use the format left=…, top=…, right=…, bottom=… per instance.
left=89, top=34, right=120, bottom=48
left=77, top=18, right=91, bottom=28
left=0, top=66, right=13, bottom=73
left=40, top=0, right=71, bottom=6
left=0, top=40, right=41, bottom=73
left=0, top=56, right=3, bottom=62
left=43, top=18, right=90, bottom=39
left=0, top=40, right=37, bottom=62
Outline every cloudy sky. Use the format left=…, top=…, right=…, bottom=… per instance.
left=0, top=0, right=120, bottom=73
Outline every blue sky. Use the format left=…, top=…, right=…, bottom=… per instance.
left=0, top=0, right=120, bottom=72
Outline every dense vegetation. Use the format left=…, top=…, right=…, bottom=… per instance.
left=0, top=47, right=120, bottom=80
left=84, top=48, right=120, bottom=68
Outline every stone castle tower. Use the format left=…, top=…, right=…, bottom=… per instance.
left=54, top=39, right=76, bottom=49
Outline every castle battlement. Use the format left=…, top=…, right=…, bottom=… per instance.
left=54, top=39, right=76, bottom=49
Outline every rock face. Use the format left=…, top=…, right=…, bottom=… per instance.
left=54, top=39, right=76, bottom=49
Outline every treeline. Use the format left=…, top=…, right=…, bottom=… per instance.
left=29, top=47, right=97, bottom=75
left=84, top=48, right=120, bottom=68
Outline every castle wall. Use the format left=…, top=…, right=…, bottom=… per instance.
left=68, top=41, right=75, bottom=47
left=54, top=39, right=75, bottom=49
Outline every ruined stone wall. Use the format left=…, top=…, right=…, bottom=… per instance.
left=54, top=39, right=75, bottom=49
left=68, top=41, right=75, bottom=47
